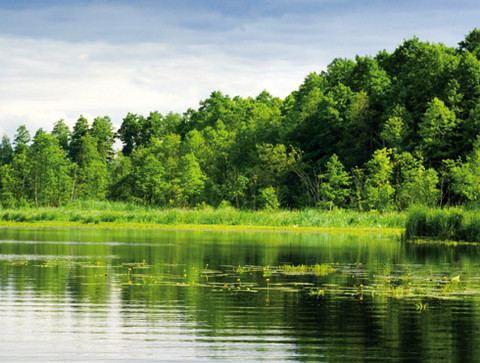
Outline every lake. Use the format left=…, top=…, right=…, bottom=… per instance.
left=1, top=228, right=480, bottom=362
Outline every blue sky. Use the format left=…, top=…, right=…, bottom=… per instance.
left=0, top=0, right=479, bottom=138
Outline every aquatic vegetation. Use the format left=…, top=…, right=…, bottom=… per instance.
left=6, top=257, right=480, bottom=306
left=279, top=263, right=336, bottom=276
left=406, top=206, right=480, bottom=242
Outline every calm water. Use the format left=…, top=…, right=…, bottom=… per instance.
left=1, top=228, right=480, bottom=362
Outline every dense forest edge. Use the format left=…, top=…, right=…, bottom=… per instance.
left=2, top=30, right=480, bottom=239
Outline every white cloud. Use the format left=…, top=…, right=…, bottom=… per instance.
left=0, top=35, right=316, bottom=138
left=1, top=1, right=480, bottom=139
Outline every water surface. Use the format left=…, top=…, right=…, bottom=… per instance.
left=1, top=228, right=480, bottom=361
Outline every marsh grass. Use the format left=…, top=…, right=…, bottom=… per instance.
left=0, top=200, right=406, bottom=230
left=406, top=206, right=480, bottom=242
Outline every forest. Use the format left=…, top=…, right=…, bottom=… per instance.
left=2, top=29, right=480, bottom=212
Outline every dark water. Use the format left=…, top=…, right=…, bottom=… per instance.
left=1, top=228, right=480, bottom=362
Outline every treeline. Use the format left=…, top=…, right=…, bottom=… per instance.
left=2, top=30, right=480, bottom=211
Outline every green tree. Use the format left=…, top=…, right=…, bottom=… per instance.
left=29, top=130, right=71, bottom=206
left=0, top=135, right=13, bottom=165
left=131, top=146, right=167, bottom=205
left=319, top=154, right=351, bottom=210
left=395, top=152, right=440, bottom=209
left=179, top=153, right=205, bottom=206
left=0, top=164, right=15, bottom=207
left=75, top=135, right=109, bottom=201
left=51, top=119, right=71, bottom=151
left=13, top=125, right=30, bottom=154
left=418, top=98, right=457, bottom=167
left=363, top=148, right=395, bottom=211
left=117, top=113, right=140, bottom=157
left=448, top=136, right=480, bottom=202
left=69, top=116, right=89, bottom=163
left=258, top=186, right=280, bottom=210
left=459, top=28, right=480, bottom=58
left=90, top=116, right=114, bottom=160
left=108, top=152, right=133, bottom=202
left=10, top=125, right=31, bottom=203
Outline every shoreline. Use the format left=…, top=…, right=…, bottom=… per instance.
left=0, top=220, right=403, bottom=235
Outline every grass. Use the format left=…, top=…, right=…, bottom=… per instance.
left=405, top=206, right=480, bottom=242
left=0, top=200, right=406, bottom=233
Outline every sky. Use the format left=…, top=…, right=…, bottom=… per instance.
left=1, top=0, right=479, bottom=139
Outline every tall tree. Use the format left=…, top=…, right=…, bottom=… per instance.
left=117, top=113, right=140, bottom=157
left=74, top=135, right=109, bottom=201
left=0, top=135, right=13, bottom=165
left=29, top=130, right=71, bottom=206
left=90, top=116, right=115, bottom=160
left=13, top=125, right=30, bottom=154
left=319, top=154, right=351, bottom=210
left=69, top=116, right=89, bottom=164
left=363, top=148, right=395, bottom=211
left=51, top=119, right=71, bottom=151
left=458, top=28, right=480, bottom=59
left=418, top=98, right=457, bottom=167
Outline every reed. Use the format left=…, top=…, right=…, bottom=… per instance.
left=0, top=200, right=406, bottom=230
left=405, top=206, right=480, bottom=242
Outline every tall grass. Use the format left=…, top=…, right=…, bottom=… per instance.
left=405, top=206, right=480, bottom=242
left=0, top=200, right=406, bottom=229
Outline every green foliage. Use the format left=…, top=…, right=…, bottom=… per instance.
left=363, top=148, right=395, bottom=211
left=448, top=136, right=480, bottom=202
left=75, top=135, right=109, bottom=201
left=0, top=135, right=13, bottom=165
left=319, top=154, right=351, bottom=210
left=90, top=116, right=114, bottom=160
left=51, top=119, right=71, bottom=151
left=418, top=98, right=457, bottom=167
left=258, top=187, right=280, bottom=210
left=2, top=32, right=480, bottom=213
left=458, top=28, right=480, bottom=59
left=179, top=153, right=205, bottom=206
left=29, top=131, right=71, bottom=206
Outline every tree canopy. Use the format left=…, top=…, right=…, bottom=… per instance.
left=2, top=31, right=480, bottom=210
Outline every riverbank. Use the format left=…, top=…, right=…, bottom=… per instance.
left=405, top=206, right=480, bottom=242
left=0, top=201, right=405, bottom=234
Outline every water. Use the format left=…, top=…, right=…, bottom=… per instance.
left=1, top=228, right=480, bottom=362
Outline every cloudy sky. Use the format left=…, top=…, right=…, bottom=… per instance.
left=1, top=0, right=479, bottom=139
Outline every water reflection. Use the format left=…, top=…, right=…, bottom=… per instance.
left=1, top=228, right=480, bottom=361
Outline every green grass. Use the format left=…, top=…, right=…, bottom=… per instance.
left=405, top=206, right=480, bottom=242
left=0, top=200, right=406, bottom=232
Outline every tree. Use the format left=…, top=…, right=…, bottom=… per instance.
left=130, top=143, right=167, bottom=205
left=0, top=135, right=13, bottom=165
left=108, top=152, right=133, bottom=202
left=117, top=113, right=140, bottom=157
left=179, top=153, right=205, bottom=206
left=381, top=116, right=404, bottom=149
left=459, top=28, right=480, bottom=58
left=319, top=154, right=351, bottom=210
left=0, top=164, right=15, bottom=207
left=9, top=125, right=31, bottom=203
left=418, top=98, right=457, bottom=167
left=395, top=153, right=440, bottom=209
left=448, top=136, right=480, bottom=202
left=29, top=130, right=71, bottom=206
left=69, top=116, right=89, bottom=163
left=90, top=116, right=114, bottom=160
left=74, top=135, right=109, bottom=201
left=363, top=148, right=395, bottom=211
left=51, top=119, right=71, bottom=151
left=258, top=186, right=280, bottom=210
left=13, top=125, right=30, bottom=154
